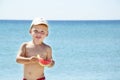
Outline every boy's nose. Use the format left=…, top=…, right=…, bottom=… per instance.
left=37, top=32, right=41, bottom=34
left=36, top=31, right=41, bottom=34
left=37, top=32, right=45, bottom=35
left=37, top=32, right=42, bottom=35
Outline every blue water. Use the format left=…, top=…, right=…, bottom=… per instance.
left=0, top=20, right=120, bottom=80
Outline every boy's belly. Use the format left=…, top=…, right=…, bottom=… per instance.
left=24, top=63, right=44, bottom=80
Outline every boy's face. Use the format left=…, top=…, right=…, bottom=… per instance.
left=30, top=24, right=48, bottom=43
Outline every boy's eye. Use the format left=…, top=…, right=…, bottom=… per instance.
left=33, top=30, right=45, bottom=34
left=34, top=30, right=38, bottom=33
left=41, top=31, right=45, bottom=34
left=41, top=31, right=44, bottom=33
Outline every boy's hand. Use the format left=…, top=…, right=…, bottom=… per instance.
left=48, top=60, right=55, bottom=68
left=29, top=56, right=38, bottom=63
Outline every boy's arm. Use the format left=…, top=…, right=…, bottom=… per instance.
left=46, top=46, right=55, bottom=68
left=16, top=43, right=38, bottom=64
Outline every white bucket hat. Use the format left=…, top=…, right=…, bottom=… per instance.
left=30, top=17, right=48, bottom=31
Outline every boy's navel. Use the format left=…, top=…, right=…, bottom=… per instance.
left=28, top=72, right=32, bottom=75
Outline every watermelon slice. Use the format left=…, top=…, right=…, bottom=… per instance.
left=39, top=58, right=51, bottom=65
left=37, top=54, right=52, bottom=66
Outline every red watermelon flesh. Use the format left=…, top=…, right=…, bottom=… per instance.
left=39, top=58, right=51, bottom=65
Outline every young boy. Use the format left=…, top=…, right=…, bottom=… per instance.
left=16, top=17, right=55, bottom=80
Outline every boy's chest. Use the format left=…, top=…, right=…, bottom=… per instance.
left=25, top=45, right=47, bottom=58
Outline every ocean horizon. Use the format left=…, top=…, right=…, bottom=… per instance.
left=0, top=20, right=120, bottom=80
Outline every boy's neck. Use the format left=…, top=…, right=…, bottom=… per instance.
left=32, top=40, right=43, bottom=45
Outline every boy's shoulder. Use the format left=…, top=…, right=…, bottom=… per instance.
left=21, top=42, right=29, bottom=45
left=20, top=41, right=31, bottom=47
left=43, top=43, right=52, bottom=50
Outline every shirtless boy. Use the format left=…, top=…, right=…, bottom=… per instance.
left=16, top=17, right=55, bottom=80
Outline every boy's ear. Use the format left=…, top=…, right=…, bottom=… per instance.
left=46, top=31, right=49, bottom=36
left=29, top=30, right=32, bottom=34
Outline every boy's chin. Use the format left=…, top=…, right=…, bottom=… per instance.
left=34, top=39, right=42, bottom=42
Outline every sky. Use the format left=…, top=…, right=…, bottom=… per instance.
left=0, top=0, right=120, bottom=20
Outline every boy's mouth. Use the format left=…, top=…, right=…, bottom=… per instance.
left=35, top=36, right=41, bottom=39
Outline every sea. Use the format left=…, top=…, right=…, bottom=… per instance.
left=0, top=20, right=120, bottom=80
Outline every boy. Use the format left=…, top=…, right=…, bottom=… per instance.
left=16, top=17, right=55, bottom=80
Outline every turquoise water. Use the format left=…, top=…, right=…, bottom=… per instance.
left=0, top=20, right=120, bottom=80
